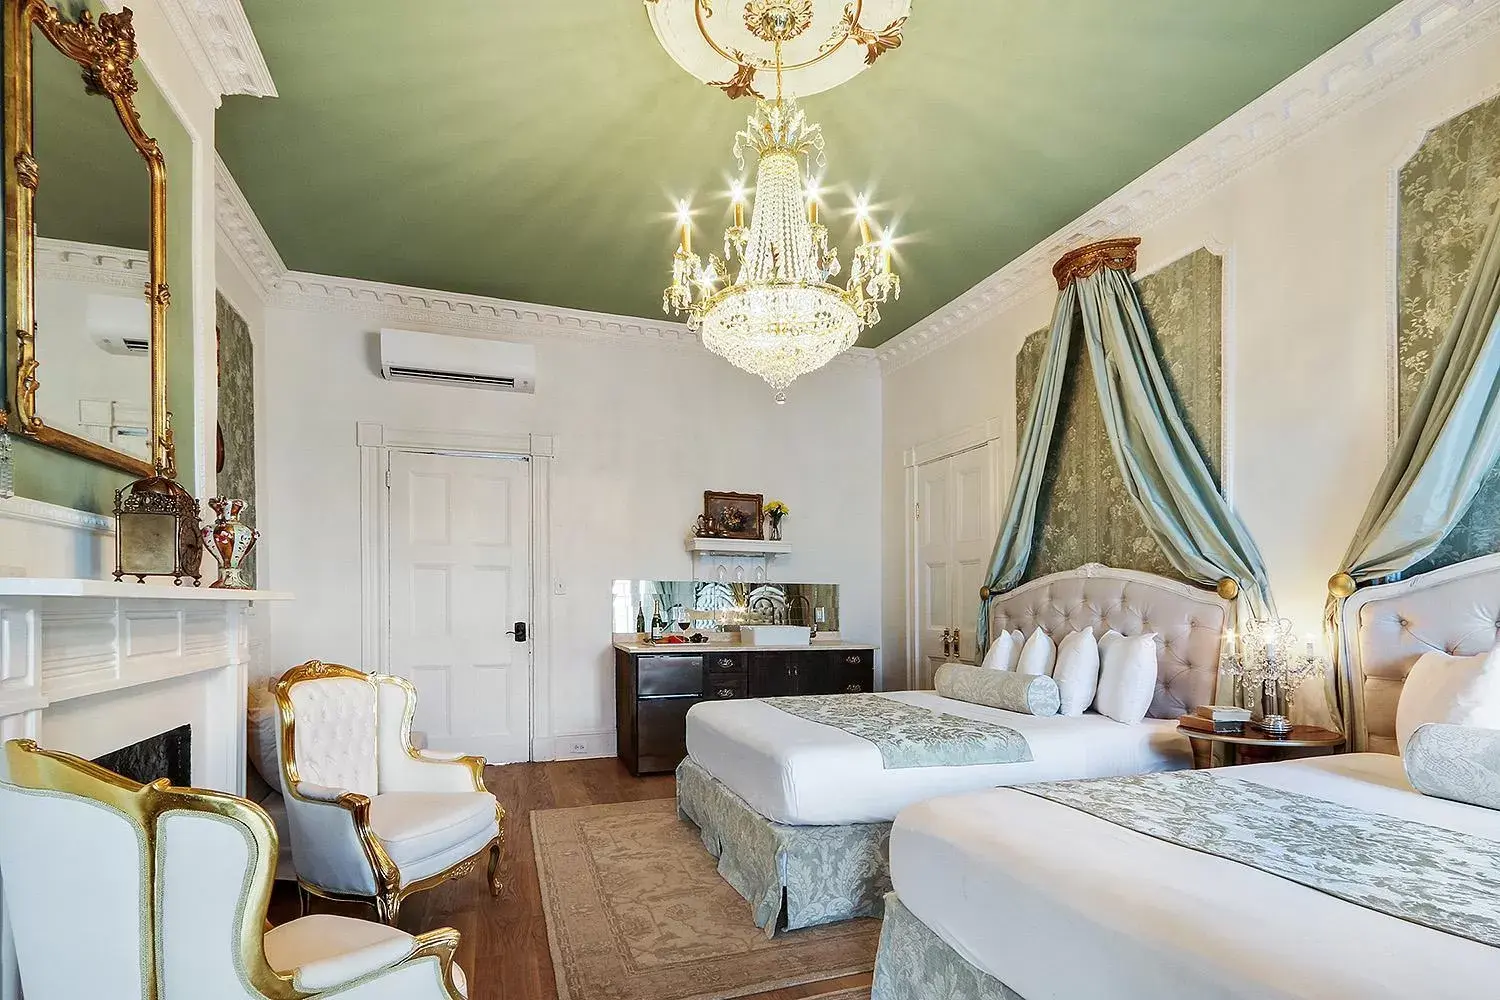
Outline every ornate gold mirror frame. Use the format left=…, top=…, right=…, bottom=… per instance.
left=3, top=0, right=173, bottom=479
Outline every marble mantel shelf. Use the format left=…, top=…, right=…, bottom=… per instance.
left=0, top=578, right=292, bottom=601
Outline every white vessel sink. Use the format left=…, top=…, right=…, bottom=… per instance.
left=739, top=625, right=812, bottom=647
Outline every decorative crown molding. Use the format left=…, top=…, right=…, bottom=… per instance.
left=214, top=153, right=284, bottom=297
left=34, top=237, right=150, bottom=292
left=212, top=156, right=879, bottom=370
left=153, top=0, right=275, bottom=104
left=876, top=0, right=1500, bottom=374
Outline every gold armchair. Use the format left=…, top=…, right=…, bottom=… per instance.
left=274, top=661, right=506, bottom=925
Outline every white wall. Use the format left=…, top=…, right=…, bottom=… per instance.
left=879, top=25, right=1500, bottom=687
left=256, top=304, right=883, bottom=754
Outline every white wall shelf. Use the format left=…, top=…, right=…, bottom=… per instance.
left=684, top=537, right=792, bottom=557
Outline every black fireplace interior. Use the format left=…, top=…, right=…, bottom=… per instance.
left=93, top=725, right=192, bottom=786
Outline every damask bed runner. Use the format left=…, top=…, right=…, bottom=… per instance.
left=762, top=693, right=1033, bottom=769
left=1022, top=771, right=1500, bottom=948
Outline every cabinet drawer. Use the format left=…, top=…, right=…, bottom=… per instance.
left=638, top=655, right=704, bottom=697
left=705, top=651, right=746, bottom=675
left=832, top=649, right=874, bottom=694
left=704, top=674, right=748, bottom=701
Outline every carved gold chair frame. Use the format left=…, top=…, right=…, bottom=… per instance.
left=274, top=661, right=507, bottom=926
left=2, top=0, right=174, bottom=478
left=1, top=739, right=470, bottom=999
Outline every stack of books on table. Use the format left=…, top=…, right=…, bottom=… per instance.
left=1178, top=705, right=1253, bottom=734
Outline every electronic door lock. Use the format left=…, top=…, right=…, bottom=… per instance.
left=507, top=621, right=527, bottom=642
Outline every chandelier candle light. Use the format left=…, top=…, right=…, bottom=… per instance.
left=1223, top=618, right=1327, bottom=738
left=662, top=2, right=901, bottom=402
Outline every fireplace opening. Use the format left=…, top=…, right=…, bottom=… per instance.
left=93, top=725, right=192, bottom=787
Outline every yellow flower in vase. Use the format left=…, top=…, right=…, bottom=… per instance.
left=763, top=500, right=789, bottom=541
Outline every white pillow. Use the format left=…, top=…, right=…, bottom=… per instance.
left=981, top=629, right=1024, bottom=671
left=1395, top=647, right=1500, bottom=755
left=1095, top=632, right=1158, bottom=724
left=1016, top=628, right=1056, bottom=676
left=1053, top=627, right=1102, bottom=717
left=247, top=676, right=283, bottom=793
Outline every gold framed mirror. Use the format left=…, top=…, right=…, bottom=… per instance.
left=3, top=0, right=174, bottom=479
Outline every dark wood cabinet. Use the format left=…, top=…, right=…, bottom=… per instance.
left=615, top=644, right=875, bottom=775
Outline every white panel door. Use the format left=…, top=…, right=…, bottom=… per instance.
left=948, top=445, right=994, bottom=665
left=915, top=458, right=953, bottom=690
left=387, top=450, right=531, bottom=762
left=912, top=445, right=996, bottom=686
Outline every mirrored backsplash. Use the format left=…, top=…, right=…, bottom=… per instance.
left=612, top=580, right=840, bottom=634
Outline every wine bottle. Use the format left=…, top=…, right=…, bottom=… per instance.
left=635, top=606, right=646, bottom=638
left=650, top=599, right=664, bottom=642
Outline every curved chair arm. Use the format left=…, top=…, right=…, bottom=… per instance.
left=381, top=749, right=488, bottom=795
left=281, top=782, right=397, bottom=899
left=374, top=676, right=488, bottom=794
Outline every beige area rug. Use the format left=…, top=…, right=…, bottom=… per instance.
left=532, top=798, right=878, bottom=1000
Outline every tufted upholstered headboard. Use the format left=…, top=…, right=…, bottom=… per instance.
left=1338, top=551, right=1500, bottom=755
left=987, top=564, right=1233, bottom=719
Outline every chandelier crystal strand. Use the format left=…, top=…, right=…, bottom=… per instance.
left=662, top=15, right=900, bottom=403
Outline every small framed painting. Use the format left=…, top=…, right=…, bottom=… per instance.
left=704, top=491, right=763, bottom=540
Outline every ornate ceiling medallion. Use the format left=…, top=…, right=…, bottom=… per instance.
left=659, top=4, right=906, bottom=401
left=646, top=0, right=911, bottom=99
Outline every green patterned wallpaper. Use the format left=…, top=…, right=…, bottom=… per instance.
left=1399, top=94, right=1500, bottom=574
left=1016, top=249, right=1223, bottom=581
left=216, top=294, right=256, bottom=585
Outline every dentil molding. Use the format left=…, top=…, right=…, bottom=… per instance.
left=125, top=0, right=277, bottom=104
left=34, top=237, right=150, bottom=293
left=874, top=0, right=1500, bottom=374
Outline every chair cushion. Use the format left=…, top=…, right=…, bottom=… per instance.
left=264, top=914, right=416, bottom=991
left=370, top=791, right=498, bottom=869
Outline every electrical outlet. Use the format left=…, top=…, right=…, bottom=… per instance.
left=568, top=741, right=588, bottom=755
left=815, top=606, right=827, bottom=623
left=553, top=580, right=568, bottom=596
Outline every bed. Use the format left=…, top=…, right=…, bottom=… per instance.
left=872, top=553, right=1500, bottom=999
left=676, top=564, right=1230, bottom=933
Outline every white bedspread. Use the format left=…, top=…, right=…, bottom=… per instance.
left=891, top=753, right=1500, bottom=1000
left=684, top=691, right=1190, bottom=825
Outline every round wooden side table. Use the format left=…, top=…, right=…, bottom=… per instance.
left=1177, top=725, right=1345, bottom=770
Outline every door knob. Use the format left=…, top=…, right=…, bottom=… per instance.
left=507, top=622, right=527, bottom=642
left=952, top=627, right=960, bottom=659
left=941, top=628, right=952, bottom=657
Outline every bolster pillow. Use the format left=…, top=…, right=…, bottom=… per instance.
left=1403, top=723, right=1500, bottom=811
left=935, top=662, right=1060, bottom=717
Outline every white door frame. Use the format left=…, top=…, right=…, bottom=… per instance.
left=903, top=417, right=1008, bottom=691
left=357, top=422, right=555, bottom=761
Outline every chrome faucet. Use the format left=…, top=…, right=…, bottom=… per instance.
left=788, top=594, right=818, bottom=637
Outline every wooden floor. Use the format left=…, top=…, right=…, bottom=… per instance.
left=269, top=757, right=873, bottom=1000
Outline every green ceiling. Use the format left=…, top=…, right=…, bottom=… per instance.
left=217, top=1, right=1400, bottom=346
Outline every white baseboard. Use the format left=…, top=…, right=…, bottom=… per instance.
left=533, top=731, right=616, bottom=761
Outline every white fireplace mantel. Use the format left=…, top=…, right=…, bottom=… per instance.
left=0, top=578, right=292, bottom=1000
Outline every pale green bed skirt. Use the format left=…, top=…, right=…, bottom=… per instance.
left=872, top=893, right=1023, bottom=1000
left=675, top=757, right=891, bottom=936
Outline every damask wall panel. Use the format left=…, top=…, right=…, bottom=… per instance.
left=215, top=294, right=257, bottom=585
left=1015, top=249, right=1222, bottom=582
left=1398, top=94, right=1500, bottom=574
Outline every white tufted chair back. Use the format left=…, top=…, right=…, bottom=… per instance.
left=286, top=676, right=379, bottom=796
left=988, top=564, right=1231, bottom=719
left=1339, top=551, right=1500, bottom=754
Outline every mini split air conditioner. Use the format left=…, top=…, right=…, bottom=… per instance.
left=379, top=328, right=536, bottom=393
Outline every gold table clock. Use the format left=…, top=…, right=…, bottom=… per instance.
left=113, top=475, right=203, bottom=585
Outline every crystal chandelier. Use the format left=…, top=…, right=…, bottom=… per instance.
left=662, top=3, right=901, bottom=402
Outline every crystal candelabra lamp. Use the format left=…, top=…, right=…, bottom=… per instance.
left=662, top=5, right=900, bottom=403
left=1223, top=618, right=1326, bottom=738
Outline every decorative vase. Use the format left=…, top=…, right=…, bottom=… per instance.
left=768, top=515, right=783, bottom=541
left=201, top=498, right=259, bottom=590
